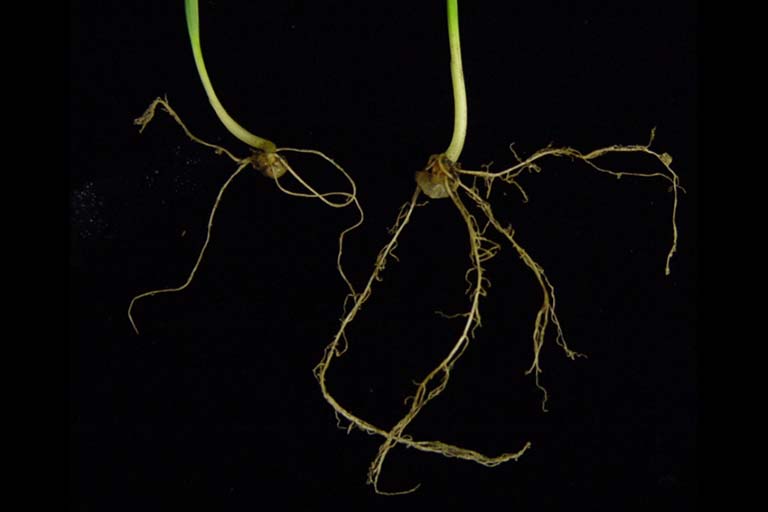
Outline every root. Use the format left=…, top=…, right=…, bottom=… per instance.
left=314, top=185, right=531, bottom=494
left=458, top=128, right=683, bottom=275
left=127, top=160, right=250, bottom=335
left=128, top=97, right=363, bottom=333
left=315, top=131, right=682, bottom=493
left=458, top=182, right=584, bottom=411
left=134, top=96, right=241, bottom=164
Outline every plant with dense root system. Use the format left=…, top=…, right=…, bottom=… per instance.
left=129, top=0, right=683, bottom=496
left=312, top=0, right=682, bottom=495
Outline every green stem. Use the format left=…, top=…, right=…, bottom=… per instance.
left=184, top=0, right=276, bottom=152
left=444, top=0, right=467, bottom=163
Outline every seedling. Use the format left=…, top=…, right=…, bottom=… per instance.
left=127, top=0, right=363, bottom=334
left=312, top=0, right=682, bottom=494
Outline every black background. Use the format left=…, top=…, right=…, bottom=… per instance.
left=70, top=1, right=697, bottom=509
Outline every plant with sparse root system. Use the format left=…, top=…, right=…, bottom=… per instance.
left=127, top=0, right=363, bottom=334
left=313, top=0, right=684, bottom=494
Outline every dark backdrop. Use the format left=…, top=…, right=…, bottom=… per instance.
left=70, top=1, right=697, bottom=509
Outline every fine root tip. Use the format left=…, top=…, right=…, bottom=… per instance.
left=129, top=316, right=141, bottom=336
left=375, top=482, right=422, bottom=496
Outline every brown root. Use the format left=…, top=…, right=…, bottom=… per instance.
left=128, top=97, right=363, bottom=333
left=315, top=130, right=682, bottom=493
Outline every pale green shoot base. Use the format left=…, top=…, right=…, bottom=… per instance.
left=315, top=130, right=682, bottom=494
left=127, top=97, right=363, bottom=335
